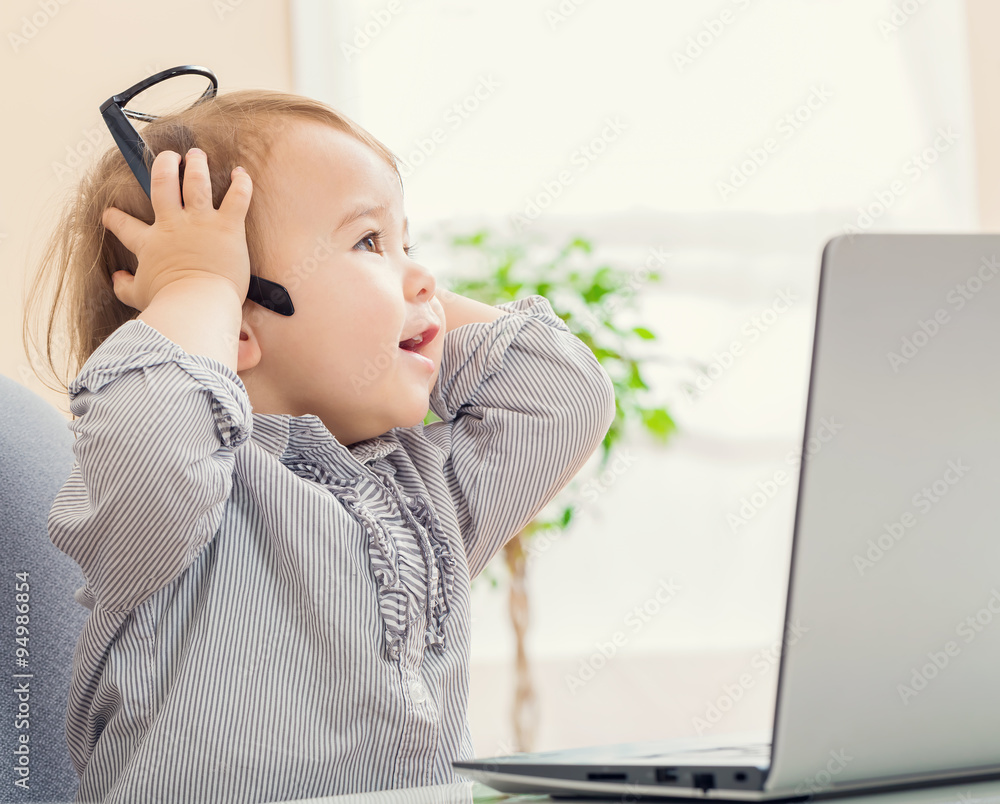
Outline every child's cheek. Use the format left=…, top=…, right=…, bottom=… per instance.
left=429, top=358, right=441, bottom=393
left=431, top=297, right=446, bottom=331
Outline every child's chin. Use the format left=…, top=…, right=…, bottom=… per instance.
left=396, top=401, right=431, bottom=429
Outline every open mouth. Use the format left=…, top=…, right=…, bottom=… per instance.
left=398, top=324, right=440, bottom=354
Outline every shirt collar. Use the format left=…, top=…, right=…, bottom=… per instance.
left=249, top=412, right=399, bottom=470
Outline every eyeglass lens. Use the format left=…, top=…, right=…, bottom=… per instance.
left=124, top=74, right=215, bottom=121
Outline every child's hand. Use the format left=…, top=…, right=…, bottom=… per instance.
left=102, top=148, right=253, bottom=313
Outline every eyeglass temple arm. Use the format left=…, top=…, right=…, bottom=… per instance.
left=102, top=102, right=152, bottom=198
left=99, top=103, right=295, bottom=317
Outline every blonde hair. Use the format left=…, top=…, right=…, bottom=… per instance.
left=23, top=89, right=400, bottom=391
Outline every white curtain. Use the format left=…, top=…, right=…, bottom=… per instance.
left=290, top=0, right=977, bottom=750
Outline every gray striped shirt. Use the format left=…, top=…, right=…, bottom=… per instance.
left=48, top=294, right=616, bottom=803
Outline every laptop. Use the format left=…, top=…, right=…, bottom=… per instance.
left=453, top=233, right=1000, bottom=800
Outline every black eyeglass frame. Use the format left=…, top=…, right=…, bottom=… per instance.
left=99, top=65, right=295, bottom=316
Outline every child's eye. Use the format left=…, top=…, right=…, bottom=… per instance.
left=355, top=231, right=384, bottom=253
left=354, top=231, right=419, bottom=258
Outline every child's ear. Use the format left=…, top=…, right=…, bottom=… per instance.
left=236, top=314, right=263, bottom=373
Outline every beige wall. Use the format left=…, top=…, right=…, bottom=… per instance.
left=0, top=0, right=292, bottom=413
left=5, top=2, right=1000, bottom=413
left=965, top=0, right=1000, bottom=230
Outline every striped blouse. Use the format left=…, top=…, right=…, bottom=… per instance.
left=48, top=294, right=617, bottom=804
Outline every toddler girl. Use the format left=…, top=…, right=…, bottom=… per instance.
left=32, top=88, right=616, bottom=804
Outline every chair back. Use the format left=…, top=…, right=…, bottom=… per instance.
left=0, top=375, right=87, bottom=803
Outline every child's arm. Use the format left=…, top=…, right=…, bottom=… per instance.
left=436, top=288, right=509, bottom=330
left=423, top=292, right=617, bottom=578
left=49, top=149, right=254, bottom=614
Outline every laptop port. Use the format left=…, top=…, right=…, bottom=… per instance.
left=735, top=772, right=748, bottom=782
left=586, top=773, right=627, bottom=781
left=693, top=773, right=716, bottom=790
left=656, top=768, right=679, bottom=783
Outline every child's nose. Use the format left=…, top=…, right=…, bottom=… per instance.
left=406, top=260, right=436, bottom=301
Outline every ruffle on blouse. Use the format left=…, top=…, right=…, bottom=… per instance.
left=283, top=459, right=456, bottom=663
left=373, top=468, right=457, bottom=655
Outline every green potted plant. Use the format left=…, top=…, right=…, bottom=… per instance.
left=425, top=227, right=677, bottom=752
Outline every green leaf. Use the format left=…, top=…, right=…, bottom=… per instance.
left=592, top=346, right=623, bottom=362
left=632, top=326, right=656, bottom=340
left=641, top=407, right=677, bottom=441
left=605, top=425, right=621, bottom=449
left=453, top=231, right=488, bottom=247
left=593, top=266, right=615, bottom=284
left=582, top=283, right=613, bottom=305
left=627, top=362, right=649, bottom=390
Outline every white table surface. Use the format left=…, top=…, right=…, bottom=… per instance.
left=281, top=776, right=1000, bottom=804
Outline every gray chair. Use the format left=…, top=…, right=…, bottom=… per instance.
left=0, top=375, right=87, bottom=803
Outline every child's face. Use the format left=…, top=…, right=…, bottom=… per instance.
left=239, top=120, right=446, bottom=446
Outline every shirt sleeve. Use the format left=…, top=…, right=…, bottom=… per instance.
left=48, top=319, right=252, bottom=614
left=424, top=294, right=617, bottom=578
